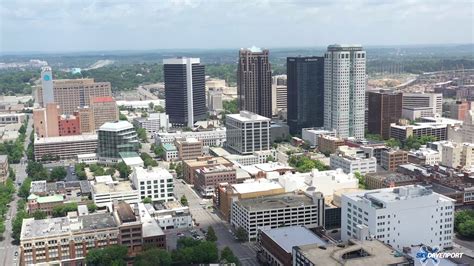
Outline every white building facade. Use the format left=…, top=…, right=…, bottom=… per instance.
left=132, top=113, right=170, bottom=134
left=131, top=166, right=174, bottom=202
left=341, top=185, right=455, bottom=250
left=154, top=128, right=226, bottom=147
left=226, top=111, right=271, bottom=155
left=301, top=127, right=337, bottom=146
left=323, top=45, right=366, bottom=139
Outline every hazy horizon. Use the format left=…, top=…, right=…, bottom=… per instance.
left=1, top=0, right=473, bottom=53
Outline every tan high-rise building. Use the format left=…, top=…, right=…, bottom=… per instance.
left=33, top=103, right=60, bottom=138
left=176, top=138, right=203, bottom=161
left=90, top=96, right=119, bottom=130
left=76, top=96, right=119, bottom=133
left=238, top=47, right=272, bottom=118
left=37, top=78, right=112, bottom=114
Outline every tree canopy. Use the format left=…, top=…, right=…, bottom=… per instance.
left=455, top=210, right=474, bottom=239
left=85, top=245, right=128, bottom=266
left=134, top=248, right=172, bottom=266
left=288, top=155, right=329, bottom=173
left=206, top=226, right=218, bottom=242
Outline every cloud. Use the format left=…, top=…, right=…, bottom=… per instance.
left=0, top=0, right=472, bottom=52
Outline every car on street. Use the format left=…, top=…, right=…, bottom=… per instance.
left=15, top=251, right=18, bottom=256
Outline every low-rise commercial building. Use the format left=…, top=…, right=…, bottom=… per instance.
left=364, top=171, right=418, bottom=190
left=162, top=143, right=178, bottom=161
left=231, top=192, right=325, bottom=241
left=408, top=147, right=441, bottom=166
left=27, top=194, right=64, bottom=216
left=176, top=138, right=203, bottom=161
left=390, top=121, right=448, bottom=142
left=33, top=134, right=98, bottom=161
left=195, top=165, right=237, bottom=197
left=301, top=128, right=337, bottom=147
left=131, top=166, right=174, bottom=202
left=440, top=142, right=474, bottom=169
left=147, top=201, right=193, bottom=229
left=341, top=185, right=455, bottom=250
left=258, top=226, right=326, bottom=266
left=133, top=113, right=170, bottom=134
left=91, top=179, right=140, bottom=207
left=380, top=149, right=408, bottom=171
left=0, top=113, right=26, bottom=125
left=182, top=156, right=233, bottom=184
left=330, top=146, right=377, bottom=174
left=154, top=127, right=226, bottom=147
left=318, top=135, right=345, bottom=155
left=293, top=238, right=411, bottom=266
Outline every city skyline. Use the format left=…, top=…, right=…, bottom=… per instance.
left=1, top=0, right=473, bottom=53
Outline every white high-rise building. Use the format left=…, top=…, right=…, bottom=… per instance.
left=402, top=93, right=443, bottom=118
left=131, top=166, right=175, bottom=202
left=41, top=66, right=54, bottom=105
left=341, top=185, right=455, bottom=250
left=225, top=111, right=271, bottom=154
left=324, top=45, right=366, bottom=139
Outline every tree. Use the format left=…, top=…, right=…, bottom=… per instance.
left=75, top=163, right=87, bottom=180
left=119, top=113, right=128, bottom=121
left=458, top=220, right=474, bottom=239
left=148, top=102, right=154, bottom=110
left=206, top=226, right=217, bottom=242
left=52, top=202, right=78, bottom=217
left=141, top=152, right=158, bottom=167
left=385, top=138, right=401, bottom=148
left=173, top=238, right=218, bottom=264
left=455, top=210, right=474, bottom=239
left=220, top=246, right=239, bottom=265
left=106, top=168, right=116, bottom=176
left=8, top=167, right=16, bottom=181
left=137, top=128, right=148, bottom=142
left=153, top=144, right=165, bottom=158
left=175, top=162, right=183, bottom=178
left=180, top=195, right=188, bottom=206
left=288, top=155, right=329, bottom=173
left=142, top=197, right=152, bottom=204
left=18, top=178, right=32, bottom=198
left=12, top=210, right=29, bottom=242
left=354, top=172, right=366, bottom=189
left=223, top=99, right=238, bottom=114
left=26, top=161, right=49, bottom=181
left=116, top=162, right=132, bottom=179
left=235, top=227, right=248, bottom=242
left=134, top=248, right=172, bottom=266
left=50, top=166, right=67, bottom=181
left=154, top=105, right=165, bottom=113
left=85, top=245, right=128, bottom=266
left=141, top=112, right=149, bottom=118
left=87, top=203, right=98, bottom=213
left=33, top=210, right=47, bottom=220
left=265, top=155, right=275, bottom=163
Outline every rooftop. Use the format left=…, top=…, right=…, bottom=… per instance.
left=184, top=156, right=231, bottom=167
left=163, top=57, right=200, bottom=65
left=115, top=202, right=136, bottom=223
left=261, top=226, right=327, bottom=253
left=92, top=181, right=136, bottom=194
left=138, top=203, right=164, bottom=238
left=163, top=143, right=177, bottom=151
left=295, top=239, right=408, bottom=266
left=134, top=166, right=172, bottom=180
left=236, top=192, right=317, bottom=211
left=95, top=175, right=114, bottom=184
left=36, top=194, right=64, bottom=204
left=226, top=111, right=270, bottom=122
left=35, top=134, right=98, bottom=144
left=232, top=179, right=283, bottom=194
left=99, top=121, right=134, bottom=132
left=196, top=164, right=235, bottom=174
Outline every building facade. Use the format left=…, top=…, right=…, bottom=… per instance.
left=402, top=93, right=443, bottom=118
left=97, top=121, right=139, bottom=163
left=238, top=47, right=272, bottom=118
left=154, top=128, right=226, bottom=147
left=287, top=56, right=325, bottom=135
left=90, top=96, right=119, bottom=130
left=131, top=166, right=174, bottom=202
left=194, top=165, right=237, bottom=197
left=341, top=185, right=455, bottom=250
left=175, top=138, right=203, bottom=161
left=367, top=90, right=403, bottom=139
left=323, top=45, right=366, bottom=139
left=330, top=146, right=377, bottom=174
left=225, top=111, right=271, bottom=155
left=33, top=103, right=60, bottom=138
left=380, top=149, right=408, bottom=171
left=182, top=156, right=233, bottom=184
left=57, top=114, right=81, bottom=136
left=37, top=77, right=112, bottom=115
left=163, top=58, right=206, bottom=127
left=231, top=192, right=325, bottom=241
left=33, top=134, right=98, bottom=161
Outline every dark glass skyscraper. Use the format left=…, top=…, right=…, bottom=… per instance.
left=237, top=47, right=272, bottom=118
left=164, top=58, right=206, bottom=127
left=287, top=56, right=325, bottom=135
left=368, top=90, right=403, bottom=139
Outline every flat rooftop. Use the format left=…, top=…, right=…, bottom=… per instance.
left=35, top=134, right=98, bottom=144
left=134, top=166, right=172, bottom=180
left=295, top=239, right=408, bottom=266
left=226, top=111, right=270, bottom=122
left=236, top=192, right=315, bottom=211
left=99, top=121, right=134, bottom=131
left=138, top=203, right=164, bottom=238
left=261, top=226, right=327, bottom=253
left=92, top=181, right=136, bottom=194
left=184, top=156, right=231, bottom=167
left=232, top=179, right=283, bottom=194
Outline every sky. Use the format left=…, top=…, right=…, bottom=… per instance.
left=1, top=0, right=473, bottom=53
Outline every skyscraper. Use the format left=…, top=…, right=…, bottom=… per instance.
left=41, top=66, right=54, bottom=105
left=97, top=121, right=139, bottom=162
left=287, top=56, right=325, bottom=135
left=324, top=44, right=366, bottom=139
left=163, top=58, right=206, bottom=128
left=367, top=90, right=402, bottom=139
left=237, top=47, right=272, bottom=118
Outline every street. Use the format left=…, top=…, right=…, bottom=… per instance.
left=0, top=115, right=32, bottom=266
left=172, top=179, right=259, bottom=266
